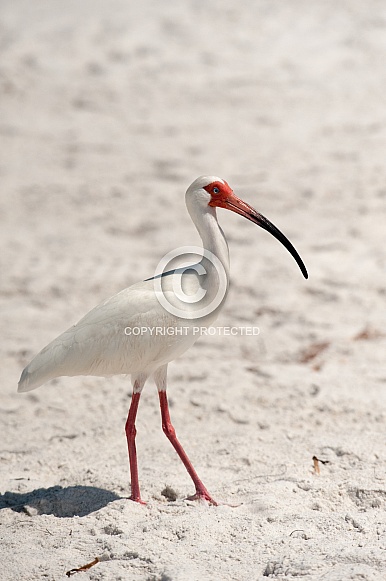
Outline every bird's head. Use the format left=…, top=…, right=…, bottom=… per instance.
left=186, top=175, right=308, bottom=279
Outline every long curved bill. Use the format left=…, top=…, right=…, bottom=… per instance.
left=222, top=194, right=308, bottom=279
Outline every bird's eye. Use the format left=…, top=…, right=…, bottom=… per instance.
left=213, top=187, right=220, bottom=194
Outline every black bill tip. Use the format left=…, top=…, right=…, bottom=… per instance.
left=254, top=212, right=308, bottom=279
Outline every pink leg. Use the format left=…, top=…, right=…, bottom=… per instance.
left=125, top=392, right=146, bottom=504
left=158, top=390, right=217, bottom=505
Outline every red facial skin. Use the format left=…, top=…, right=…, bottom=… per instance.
left=204, top=181, right=234, bottom=209
left=204, top=180, right=257, bottom=220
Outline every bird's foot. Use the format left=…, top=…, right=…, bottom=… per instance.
left=129, top=495, right=147, bottom=505
left=186, top=490, right=218, bottom=506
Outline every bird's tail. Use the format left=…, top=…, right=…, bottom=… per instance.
left=18, top=365, right=52, bottom=392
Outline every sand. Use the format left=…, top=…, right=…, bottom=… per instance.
left=1, top=1, right=386, bottom=579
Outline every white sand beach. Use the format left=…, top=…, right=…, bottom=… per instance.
left=1, top=1, right=386, bottom=579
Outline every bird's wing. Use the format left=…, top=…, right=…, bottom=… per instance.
left=18, top=282, right=165, bottom=392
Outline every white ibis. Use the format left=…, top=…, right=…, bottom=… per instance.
left=18, top=176, right=308, bottom=505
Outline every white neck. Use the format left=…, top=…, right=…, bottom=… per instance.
left=187, top=203, right=230, bottom=284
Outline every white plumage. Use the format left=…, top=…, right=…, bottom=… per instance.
left=18, top=175, right=307, bottom=505
left=19, top=284, right=193, bottom=390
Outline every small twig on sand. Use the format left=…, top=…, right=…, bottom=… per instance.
left=312, top=455, right=329, bottom=475
left=66, top=557, right=99, bottom=577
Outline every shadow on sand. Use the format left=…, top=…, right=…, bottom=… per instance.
left=0, top=485, right=123, bottom=517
